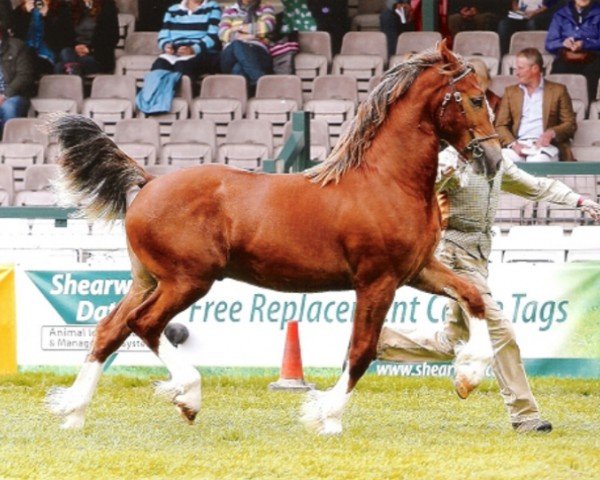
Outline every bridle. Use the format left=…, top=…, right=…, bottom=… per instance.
left=438, top=65, right=498, bottom=163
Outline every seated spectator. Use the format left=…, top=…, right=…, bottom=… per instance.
left=0, top=21, right=35, bottom=135
left=13, top=0, right=72, bottom=75
left=380, top=1, right=414, bottom=57
left=495, top=47, right=577, bottom=162
left=219, top=0, right=276, bottom=93
left=470, top=58, right=502, bottom=115
left=0, top=0, right=12, bottom=33
left=447, top=0, right=506, bottom=36
left=307, top=0, right=349, bottom=54
left=498, top=1, right=567, bottom=54
left=546, top=0, right=600, bottom=104
left=152, top=0, right=222, bottom=77
left=54, top=0, right=119, bottom=75
left=280, top=0, right=316, bottom=33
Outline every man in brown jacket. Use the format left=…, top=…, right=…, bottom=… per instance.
left=495, top=47, right=577, bottom=162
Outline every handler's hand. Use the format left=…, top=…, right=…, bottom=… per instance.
left=581, top=199, right=600, bottom=222
left=535, top=129, right=555, bottom=148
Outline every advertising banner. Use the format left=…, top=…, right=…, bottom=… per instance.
left=15, top=263, right=600, bottom=377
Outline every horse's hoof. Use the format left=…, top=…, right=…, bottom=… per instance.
left=60, top=411, right=86, bottom=430
left=320, top=418, right=343, bottom=436
left=175, top=403, right=198, bottom=425
left=453, top=373, right=475, bottom=400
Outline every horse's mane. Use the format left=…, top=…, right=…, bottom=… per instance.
left=305, top=48, right=467, bottom=185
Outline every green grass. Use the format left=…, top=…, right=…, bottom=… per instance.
left=0, top=369, right=598, bottom=480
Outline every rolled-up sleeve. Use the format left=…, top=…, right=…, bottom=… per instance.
left=500, top=157, right=580, bottom=206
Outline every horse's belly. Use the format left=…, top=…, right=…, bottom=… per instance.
left=225, top=249, right=354, bottom=293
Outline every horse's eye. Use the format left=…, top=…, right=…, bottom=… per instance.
left=470, top=96, right=484, bottom=109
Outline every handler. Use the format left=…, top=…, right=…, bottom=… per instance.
left=377, top=148, right=600, bottom=433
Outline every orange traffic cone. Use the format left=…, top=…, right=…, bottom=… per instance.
left=268, top=321, right=315, bottom=391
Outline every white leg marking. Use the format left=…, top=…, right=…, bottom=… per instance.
left=454, top=319, right=493, bottom=389
left=300, top=368, right=351, bottom=435
left=45, top=361, right=103, bottom=430
left=154, top=335, right=201, bottom=423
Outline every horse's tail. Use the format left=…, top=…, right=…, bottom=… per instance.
left=49, top=114, right=153, bottom=221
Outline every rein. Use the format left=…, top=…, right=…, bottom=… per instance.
left=438, top=65, right=498, bottom=163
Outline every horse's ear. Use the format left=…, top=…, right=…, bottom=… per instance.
left=437, top=38, right=457, bottom=66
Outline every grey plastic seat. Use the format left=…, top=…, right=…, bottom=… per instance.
left=2, top=118, right=48, bottom=145
left=0, top=164, right=13, bottom=206
left=277, top=119, right=330, bottom=163
left=82, top=75, right=137, bottom=135
left=333, top=32, right=387, bottom=100
left=114, top=118, right=160, bottom=166
left=13, top=164, right=60, bottom=206
left=115, top=32, right=161, bottom=87
left=351, top=0, right=386, bottom=31
left=160, top=119, right=216, bottom=167
left=501, top=31, right=553, bottom=75
left=488, top=75, right=517, bottom=97
left=29, top=75, right=84, bottom=116
left=217, top=119, right=273, bottom=171
left=304, top=75, right=358, bottom=147
left=295, top=31, right=332, bottom=100
left=571, top=120, right=600, bottom=161
left=115, top=13, right=136, bottom=59
left=546, top=73, right=588, bottom=121
left=192, top=75, right=247, bottom=142
left=81, top=78, right=135, bottom=120
left=115, top=0, right=138, bottom=17
left=453, top=31, right=501, bottom=75
left=389, top=31, right=442, bottom=67
left=137, top=75, right=192, bottom=139
left=146, top=165, right=183, bottom=176
left=247, top=75, right=303, bottom=146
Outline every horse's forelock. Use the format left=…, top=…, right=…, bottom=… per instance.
left=306, top=48, right=448, bottom=185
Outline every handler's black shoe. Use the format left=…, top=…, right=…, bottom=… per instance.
left=512, top=419, right=552, bottom=433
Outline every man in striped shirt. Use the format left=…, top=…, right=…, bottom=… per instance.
left=152, top=0, right=222, bottom=77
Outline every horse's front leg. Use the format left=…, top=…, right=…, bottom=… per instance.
left=301, top=276, right=396, bottom=435
left=409, top=256, right=485, bottom=319
left=409, top=257, right=492, bottom=398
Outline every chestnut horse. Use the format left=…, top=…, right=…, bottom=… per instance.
left=46, top=41, right=502, bottom=433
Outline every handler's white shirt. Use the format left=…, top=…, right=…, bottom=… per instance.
left=517, top=79, right=544, bottom=141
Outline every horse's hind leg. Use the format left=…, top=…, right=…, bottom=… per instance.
left=124, top=280, right=211, bottom=424
left=45, top=280, right=153, bottom=429
left=301, top=277, right=396, bottom=435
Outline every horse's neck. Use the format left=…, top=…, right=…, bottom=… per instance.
left=362, top=102, right=440, bottom=200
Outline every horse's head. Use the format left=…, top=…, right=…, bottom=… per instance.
left=432, top=40, right=502, bottom=178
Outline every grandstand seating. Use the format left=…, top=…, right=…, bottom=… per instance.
left=332, top=32, right=387, bottom=100
left=160, top=119, right=216, bottom=167
left=114, top=32, right=161, bottom=87
left=295, top=31, right=332, bottom=100
left=192, top=74, right=247, bottom=142
left=137, top=75, right=193, bottom=139
left=304, top=75, right=358, bottom=147
left=0, top=164, right=13, bottom=206
left=114, top=118, right=161, bottom=166
left=276, top=119, right=330, bottom=163
left=217, top=119, right=273, bottom=171
left=116, top=13, right=136, bottom=59
left=546, top=73, right=588, bottom=121
left=13, top=165, right=60, bottom=206
left=29, top=75, right=84, bottom=117
left=247, top=75, right=303, bottom=146
left=453, top=31, right=501, bottom=75
left=389, top=31, right=442, bottom=67
left=350, top=0, right=386, bottom=31
left=1, top=119, right=47, bottom=186
left=571, top=120, right=600, bottom=162
left=82, top=75, right=137, bottom=135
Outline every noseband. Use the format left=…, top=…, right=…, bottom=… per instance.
left=438, top=65, right=498, bottom=163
